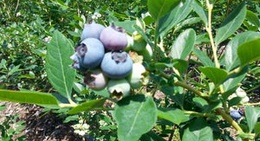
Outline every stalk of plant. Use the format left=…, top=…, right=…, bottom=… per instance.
left=205, top=0, right=245, bottom=137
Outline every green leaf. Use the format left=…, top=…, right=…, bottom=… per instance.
left=94, top=89, right=110, bottom=98
left=114, top=95, right=157, bottom=141
left=73, top=82, right=85, bottom=94
left=157, top=0, right=192, bottom=38
left=67, top=30, right=80, bottom=37
left=154, top=62, right=174, bottom=70
left=246, top=10, right=260, bottom=28
left=158, top=109, right=190, bottom=125
left=254, top=122, right=260, bottom=134
left=64, top=115, right=79, bottom=123
left=182, top=118, right=214, bottom=141
left=193, top=48, right=214, bottom=67
left=173, top=59, right=189, bottom=75
left=224, top=31, right=260, bottom=71
left=199, top=67, right=228, bottom=85
left=67, top=98, right=107, bottom=114
left=204, top=101, right=222, bottom=113
left=147, top=0, right=181, bottom=21
left=170, top=29, right=196, bottom=59
left=114, top=20, right=136, bottom=34
left=229, top=97, right=242, bottom=107
left=52, top=0, right=69, bottom=10
left=215, top=3, right=247, bottom=45
left=193, top=97, right=208, bottom=109
left=193, top=1, right=207, bottom=26
left=245, top=106, right=260, bottom=133
left=133, top=24, right=153, bottom=47
left=238, top=38, right=260, bottom=67
left=46, top=30, right=76, bottom=100
left=0, top=89, right=59, bottom=108
left=140, top=131, right=166, bottom=141
left=195, top=33, right=210, bottom=44
left=223, top=73, right=246, bottom=92
left=161, top=86, right=184, bottom=107
left=175, top=17, right=201, bottom=32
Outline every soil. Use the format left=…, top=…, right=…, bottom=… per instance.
left=0, top=102, right=83, bottom=141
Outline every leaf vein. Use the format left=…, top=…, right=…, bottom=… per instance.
left=127, top=102, right=144, bottom=136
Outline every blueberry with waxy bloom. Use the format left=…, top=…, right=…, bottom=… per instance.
left=81, top=21, right=105, bottom=40
left=100, top=24, right=128, bottom=51
left=84, top=69, right=108, bottom=90
left=71, top=38, right=105, bottom=70
left=101, top=51, right=133, bottom=79
left=230, top=110, right=242, bottom=120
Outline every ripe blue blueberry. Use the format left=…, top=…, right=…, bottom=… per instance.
left=71, top=38, right=105, bottom=70
left=81, top=21, right=105, bottom=40
left=99, top=24, right=128, bottom=51
left=101, top=51, right=133, bottom=79
left=230, top=110, right=242, bottom=120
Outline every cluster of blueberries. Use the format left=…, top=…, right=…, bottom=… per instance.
left=70, top=21, right=146, bottom=100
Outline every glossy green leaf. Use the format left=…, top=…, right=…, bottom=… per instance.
left=215, top=3, right=246, bottom=45
left=46, top=30, right=76, bottom=99
left=224, top=31, right=260, bottom=71
left=182, top=118, right=214, bottom=141
left=67, top=98, right=107, bottom=114
left=0, top=89, right=59, bottom=108
left=114, top=95, right=157, bottom=141
left=199, top=67, right=228, bottom=85
left=157, top=0, right=192, bottom=38
left=147, top=0, right=181, bottom=21
left=238, top=38, right=260, bottom=67
left=193, top=48, right=214, bottom=67
left=170, top=29, right=196, bottom=59
left=158, top=109, right=190, bottom=125
left=245, top=106, right=260, bottom=133
left=193, top=1, right=207, bottom=26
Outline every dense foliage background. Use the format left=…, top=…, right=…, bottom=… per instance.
left=0, top=0, right=260, bottom=141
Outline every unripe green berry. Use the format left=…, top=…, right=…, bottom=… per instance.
left=107, top=79, right=130, bottom=100
left=128, top=32, right=146, bottom=51
left=137, top=44, right=153, bottom=61
left=127, top=63, right=147, bottom=89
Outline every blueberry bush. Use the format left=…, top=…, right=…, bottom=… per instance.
left=1, top=0, right=260, bottom=140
